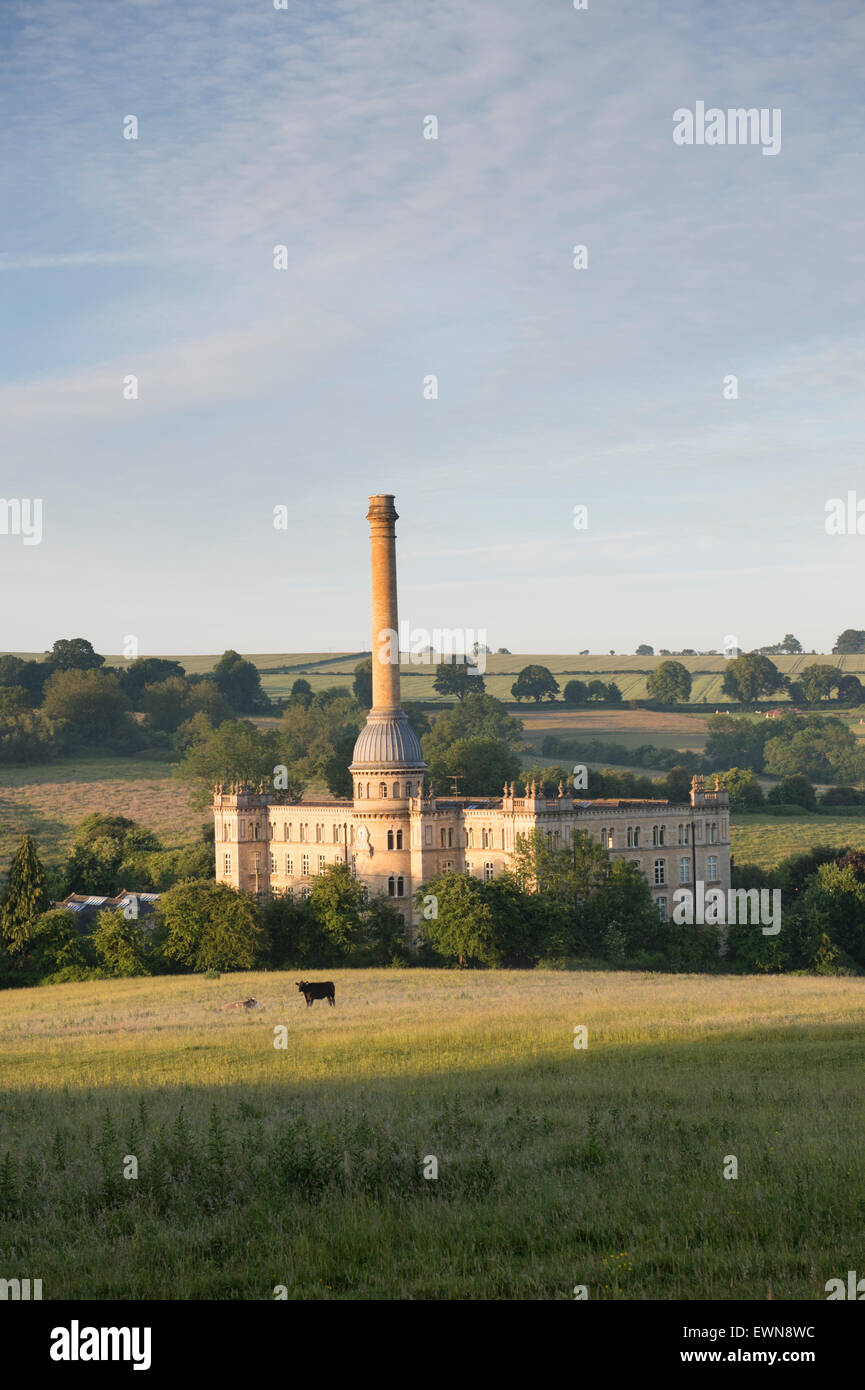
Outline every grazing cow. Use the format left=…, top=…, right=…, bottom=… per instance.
left=296, top=980, right=335, bottom=1008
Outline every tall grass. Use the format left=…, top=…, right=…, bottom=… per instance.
left=1, top=970, right=864, bottom=1299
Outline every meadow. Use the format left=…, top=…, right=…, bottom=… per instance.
left=731, top=813, right=865, bottom=870
left=0, top=757, right=200, bottom=870
left=1, top=969, right=864, bottom=1300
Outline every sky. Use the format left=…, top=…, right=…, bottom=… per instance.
left=0, top=0, right=863, bottom=657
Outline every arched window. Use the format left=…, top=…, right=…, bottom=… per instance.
left=396, top=877, right=404, bottom=897
left=380, top=783, right=388, bottom=799
left=652, top=825, right=659, bottom=846
left=357, top=783, right=363, bottom=798
left=448, top=828, right=453, bottom=848
left=396, top=830, right=403, bottom=850
left=333, top=825, right=339, bottom=843
left=388, top=876, right=396, bottom=897
left=468, top=827, right=474, bottom=848
left=440, top=828, right=447, bottom=848
left=406, top=782, right=413, bottom=797
left=627, top=827, right=635, bottom=848
left=387, top=830, right=394, bottom=850
left=658, top=826, right=665, bottom=846
left=393, top=782, right=400, bottom=799
left=366, top=783, right=370, bottom=798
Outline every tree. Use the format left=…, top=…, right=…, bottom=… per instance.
left=25, top=909, right=93, bottom=981
left=837, top=674, right=865, bottom=705
left=433, top=659, right=484, bottom=701
left=800, top=664, right=840, bottom=703
left=211, top=650, right=269, bottom=713
left=422, top=693, right=522, bottom=758
left=704, top=713, right=772, bottom=772
left=1, top=835, right=50, bottom=957
left=604, top=681, right=623, bottom=704
left=636, top=644, right=654, bottom=656
left=49, top=638, right=104, bottom=671
left=118, top=657, right=186, bottom=705
left=780, top=634, right=803, bottom=654
left=425, top=737, right=521, bottom=796
left=155, top=880, right=265, bottom=972
left=586, top=680, right=608, bottom=702
left=766, top=775, right=817, bottom=811
left=307, top=864, right=366, bottom=957
left=833, top=629, right=865, bottom=655
left=722, top=767, right=765, bottom=810
left=289, top=678, right=313, bottom=708
left=42, top=669, right=135, bottom=743
left=413, top=871, right=498, bottom=966
left=510, top=665, right=559, bottom=703
left=90, top=909, right=152, bottom=977
left=721, top=653, right=782, bottom=705
left=176, top=719, right=304, bottom=809
left=563, top=679, right=588, bottom=706
left=646, top=660, right=692, bottom=704
left=352, top=659, right=373, bottom=709
left=62, top=815, right=162, bottom=896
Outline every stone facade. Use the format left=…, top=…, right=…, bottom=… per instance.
left=214, top=494, right=730, bottom=927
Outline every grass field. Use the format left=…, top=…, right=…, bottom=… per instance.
left=12, top=650, right=865, bottom=708
left=731, top=814, right=865, bottom=869
left=1, top=969, right=864, bottom=1300
left=0, top=757, right=199, bottom=871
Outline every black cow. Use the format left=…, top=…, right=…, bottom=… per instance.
left=296, top=980, right=335, bottom=1008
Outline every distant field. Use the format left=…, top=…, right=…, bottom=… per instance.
left=10, top=651, right=865, bottom=707
left=731, top=814, right=865, bottom=869
left=0, top=758, right=199, bottom=872
left=2, top=969, right=864, bottom=1299
left=518, top=708, right=709, bottom=753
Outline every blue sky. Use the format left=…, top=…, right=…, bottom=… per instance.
left=1, top=0, right=863, bottom=656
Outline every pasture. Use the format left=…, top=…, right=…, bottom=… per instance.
left=1, top=969, right=864, bottom=1300
left=731, top=813, right=865, bottom=870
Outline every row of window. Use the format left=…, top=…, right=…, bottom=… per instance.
left=356, top=781, right=417, bottom=800
left=652, top=855, right=720, bottom=886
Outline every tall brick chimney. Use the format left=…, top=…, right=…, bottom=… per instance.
left=349, top=493, right=425, bottom=793
left=367, top=494, right=401, bottom=712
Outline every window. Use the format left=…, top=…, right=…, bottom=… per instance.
left=656, top=897, right=668, bottom=922
left=654, top=859, right=666, bottom=885
left=253, top=823, right=260, bottom=840
left=396, top=876, right=404, bottom=897
left=653, top=825, right=665, bottom=846
left=300, top=886, right=310, bottom=900
left=708, top=822, right=718, bottom=844
left=366, top=783, right=370, bottom=798
left=448, top=828, right=453, bottom=848
left=253, top=852, right=261, bottom=869
left=468, top=827, right=475, bottom=848
left=388, top=876, right=395, bottom=897
left=606, top=828, right=615, bottom=849
left=284, top=823, right=290, bottom=840
left=223, top=853, right=231, bottom=873
left=224, top=823, right=230, bottom=841
left=318, top=854, right=326, bottom=873
left=443, top=861, right=453, bottom=871
left=627, top=826, right=640, bottom=848
left=424, top=826, right=432, bottom=846
left=380, top=783, right=388, bottom=798
left=285, top=855, right=293, bottom=875
left=387, top=830, right=394, bottom=850
left=396, top=829, right=403, bottom=850
left=333, top=825, right=339, bottom=843
left=707, top=855, right=719, bottom=882
left=316, top=824, right=322, bottom=843
left=357, top=783, right=363, bottom=798
left=301, top=854, right=309, bottom=876
left=679, top=857, right=691, bottom=884
left=393, top=782, right=400, bottom=799
left=300, top=824, right=306, bottom=842
left=269, top=853, right=276, bottom=873
left=406, top=783, right=413, bottom=797
left=484, top=862, right=494, bottom=882
left=440, top=828, right=447, bottom=848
